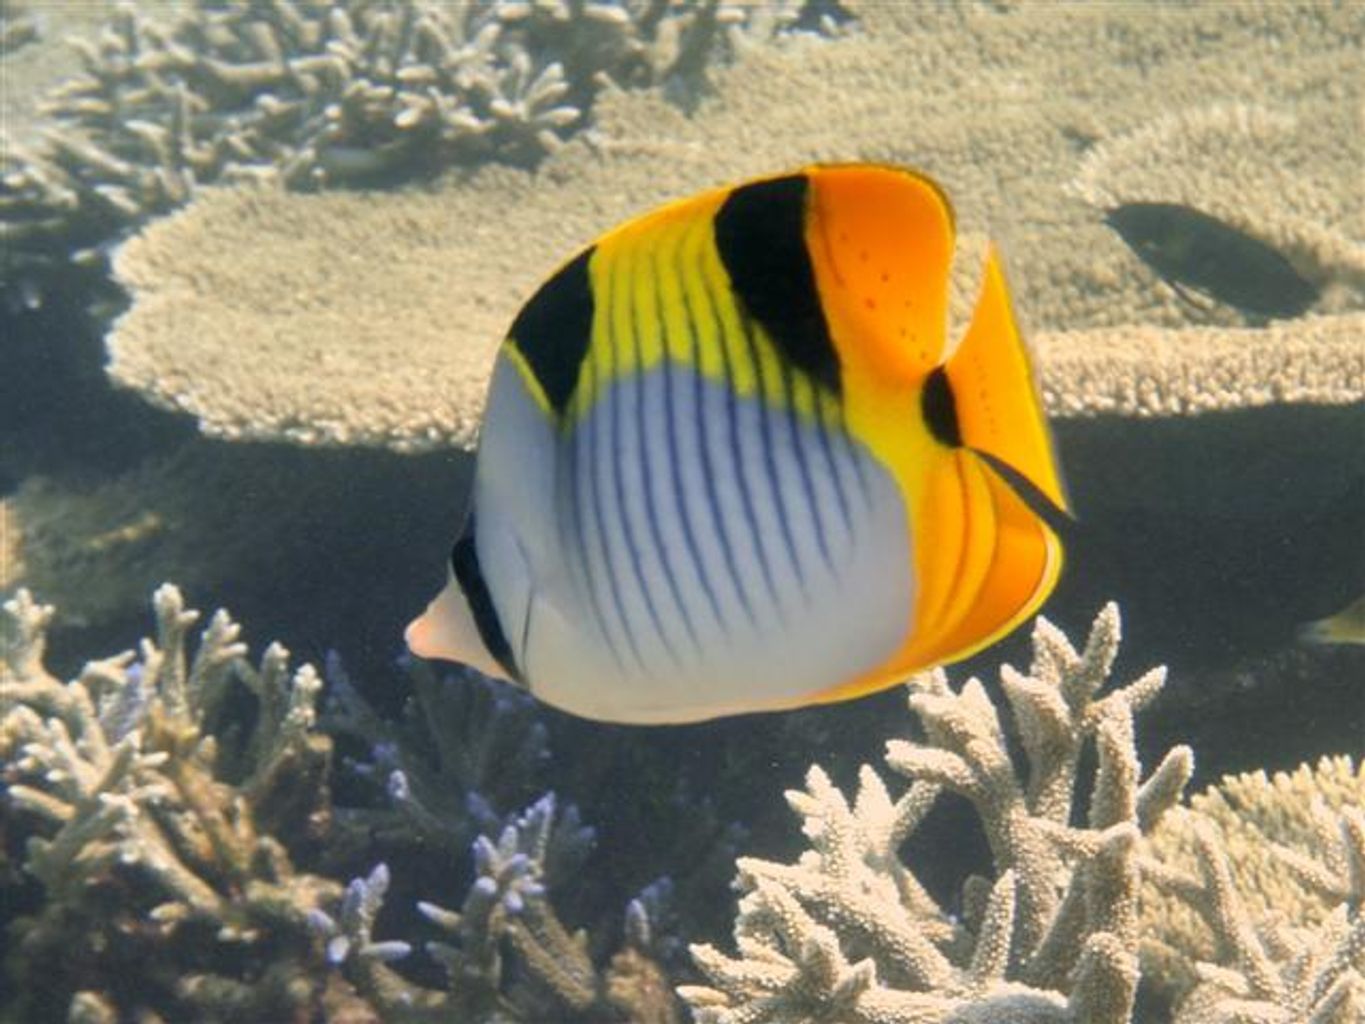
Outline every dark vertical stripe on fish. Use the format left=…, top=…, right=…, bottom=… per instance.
left=643, top=237, right=705, bottom=649
left=509, top=247, right=595, bottom=414
left=713, top=175, right=841, bottom=395
left=611, top=251, right=680, bottom=665
left=783, top=361, right=832, bottom=571
left=737, top=310, right=805, bottom=592
left=922, top=366, right=962, bottom=448
left=696, top=257, right=775, bottom=617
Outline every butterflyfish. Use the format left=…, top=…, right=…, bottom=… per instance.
left=407, top=164, right=1069, bottom=724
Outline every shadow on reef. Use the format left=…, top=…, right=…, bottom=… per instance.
left=0, top=285, right=193, bottom=493
left=28, top=438, right=475, bottom=698
left=1049, top=404, right=1364, bottom=785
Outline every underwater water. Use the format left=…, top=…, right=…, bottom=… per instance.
left=2, top=2, right=1362, bottom=1023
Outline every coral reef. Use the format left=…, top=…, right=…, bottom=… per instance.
left=106, top=179, right=1365, bottom=452
left=4, top=579, right=1362, bottom=1021
left=321, top=651, right=550, bottom=863
left=1148, top=802, right=1365, bottom=1023
left=1071, top=104, right=1365, bottom=314
left=105, top=2, right=1365, bottom=452
left=680, top=603, right=1195, bottom=1023
left=1, top=0, right=839, bottom=302
left=0, top=582, right=691, bottom=1022
left=311, top=794, right=684, bottom=1022
left=0, top=584, right=340, bottom=1022
left=682, top=605, right=1365, bottom=1023
left=1140, top=756, right=1365, bottom=1015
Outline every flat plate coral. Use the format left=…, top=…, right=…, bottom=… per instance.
left=105, top=2, right=1365, bottom=452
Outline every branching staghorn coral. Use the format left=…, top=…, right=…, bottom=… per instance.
left=0, top=581, right=692, bottom=1021
left=1141, top=758, right=1365, bottom=1022
left=322, top=651, right=550, bottom=863
left=0, top=584, right=340, bottom=1022
left=681, top=603, right=1195, bottom=1023
left=310, top=792, right=684, bottom=1022
left=0, top=0, right=843, bottom=301
left=1153, top=808, right=1365, bottom=1024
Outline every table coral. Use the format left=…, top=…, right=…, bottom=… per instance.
left=104, top=0, right=1365, bottom=452
left=106, top=179, right=1365, bottom=453
left=680, top=603, right=1195, bottom=1023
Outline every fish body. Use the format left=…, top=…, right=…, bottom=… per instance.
left=408, top=164, right=1068, bottom=724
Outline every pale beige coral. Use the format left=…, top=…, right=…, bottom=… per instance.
left=1071, top=103, right=1365, bottom=306
left=109, top=180, right=543, bottom=451
left=681, top=604, right=1193, bottom=1024
left=1, top=0, right=827, bottom=291
left=108, top=180, right=1365, bottom=452
left=1151, top=803, right=1365, bottom=1023
left=107, top=2, right=1365, bottom=451
left=0, top=583, right=341, bottom=1020
left=1035, top=316, right=1365, bottom=418
left=1142, top=755, right=1365, bottom=996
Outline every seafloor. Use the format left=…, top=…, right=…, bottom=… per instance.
left=1, top=3, right=1362, bottom=1023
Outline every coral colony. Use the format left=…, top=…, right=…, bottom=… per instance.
left=1, top=0, right=836, bottom=303
left=2, top=3, right=1362, bottom=1022
left=5, top=591, right=1363, bottom=1021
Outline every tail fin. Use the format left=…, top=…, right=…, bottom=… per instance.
left=907, top=245, right=1068, bottom=665
left=945, top=244, right=1068, bottom=515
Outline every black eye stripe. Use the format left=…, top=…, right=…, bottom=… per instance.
left=450, top=522, right=521, bottom=682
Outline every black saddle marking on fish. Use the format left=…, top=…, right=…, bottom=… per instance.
left=714, top=175, right=842, bottom=394
left=450, top=521, right=522, bottom=683
left=1105, top=203, right=1318, bottom=320
left=508, top=246, right=596, bottom=414
left=921, top=365, right=962, bottom=448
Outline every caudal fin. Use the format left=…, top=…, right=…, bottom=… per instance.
left=945, top=244, right=1068, bottom=515
left=908, top=246, right=1067, bottom=664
